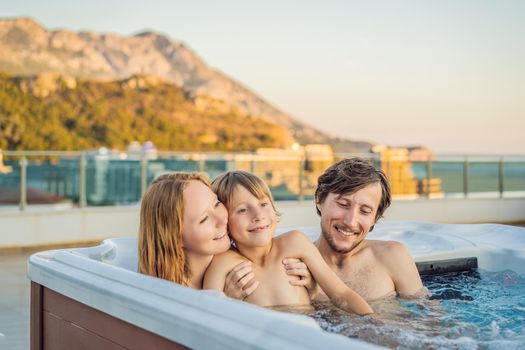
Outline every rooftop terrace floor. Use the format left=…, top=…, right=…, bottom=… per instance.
left=0, top=250, right=31, bottom=350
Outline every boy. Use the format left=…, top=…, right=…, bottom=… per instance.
left=203, top=170, right=373, bottom=315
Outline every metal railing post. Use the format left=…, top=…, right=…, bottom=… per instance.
left=140, top=156, right=148, bottom=198
left=79, top=152, right=87, bottom=207
left=463, top=156, right=469, bottom=198
left=19, top=157, right=28, bottom=211
left=198, top=156, right=205, bottom=173
left=498, top=157, right=504, bottom=198
left=298, top=156, right=305, bottom=202
left=426, top=156, right=432, bottom=197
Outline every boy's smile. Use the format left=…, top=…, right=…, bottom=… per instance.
left=228, top=185, right=276, bottom=248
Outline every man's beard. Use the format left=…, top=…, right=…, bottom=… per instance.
left=321, top=224, right=357, bottom=254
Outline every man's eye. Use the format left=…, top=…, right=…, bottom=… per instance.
left=361, top=210, right=371, bottom=215
left=199, top=216, right=208, bottom=224
left=337, top=202, right=349, bottom=208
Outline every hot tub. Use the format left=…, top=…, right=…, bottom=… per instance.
left=28, top=221, right=525, bottom=349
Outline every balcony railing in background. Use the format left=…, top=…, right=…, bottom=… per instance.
left=1, top=150, right=524, bottom=211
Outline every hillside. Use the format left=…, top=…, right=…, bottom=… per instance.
left=0, top=72, right=293, bottom=151
left=0, top=17, right=372, bottom=152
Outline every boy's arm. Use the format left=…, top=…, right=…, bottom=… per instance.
left=283, top=231, right=373, bottom=315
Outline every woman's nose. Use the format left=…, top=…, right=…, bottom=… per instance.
left=215, top=205, right=228, bottom=226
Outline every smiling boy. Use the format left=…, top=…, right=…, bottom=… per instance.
left=203, top=170, right=373, bottom=315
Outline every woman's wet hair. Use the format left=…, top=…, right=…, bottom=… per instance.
left=315, top=158, right=391, bottom=221
left=138, top=172, right=211, bottom=285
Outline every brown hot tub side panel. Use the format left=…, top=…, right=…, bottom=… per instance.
left=30, top=282, right=188, bottom=350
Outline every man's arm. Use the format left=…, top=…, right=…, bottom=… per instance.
left=282, top=258, right=317, bottom=297
left=381, top=241, right=425, bottom=298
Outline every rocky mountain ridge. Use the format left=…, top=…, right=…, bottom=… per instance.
left=0, top=17, right=371, bottom=152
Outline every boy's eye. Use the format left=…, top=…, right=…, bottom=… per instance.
left=199, top=216, right=208, bottom=224
left=237, top=208, right=247, bottom=214
left=261, top=202, right=269, bottom=207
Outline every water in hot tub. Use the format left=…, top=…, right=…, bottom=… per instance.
left=306, top=269, right=525, bottom=349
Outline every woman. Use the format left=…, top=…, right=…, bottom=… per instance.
left=138, top=172, right=312, bottom=296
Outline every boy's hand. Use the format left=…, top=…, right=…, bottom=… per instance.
left=224, top=261, right=259, bottom=300
left=283, top=258, right=317, bottom=297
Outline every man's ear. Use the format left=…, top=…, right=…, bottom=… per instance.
left=369, top=216, right=380, bottom=232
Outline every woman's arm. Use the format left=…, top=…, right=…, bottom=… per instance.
left=282, top=231, right=373, bottom=315
left=203, top=254, right=243, bottom=292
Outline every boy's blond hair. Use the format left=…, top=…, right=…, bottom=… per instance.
left=212, top=170, right=280, bottom=216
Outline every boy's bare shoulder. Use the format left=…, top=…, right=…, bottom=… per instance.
left=274, top=230, right=312, bottom=249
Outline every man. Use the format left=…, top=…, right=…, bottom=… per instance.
left=311, top=157, right=424, bottom=300
left=224, top=158, right=424, bottom=301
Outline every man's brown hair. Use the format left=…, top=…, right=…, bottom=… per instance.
left=315, top=157, right=391, bottom=221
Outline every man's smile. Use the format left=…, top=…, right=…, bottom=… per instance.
left=334, top=224, right=359, bottom=237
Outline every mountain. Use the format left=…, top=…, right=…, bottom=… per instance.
left=0, top=72, right=293, bottom=151
left=0, top=17, right=371, bottom=152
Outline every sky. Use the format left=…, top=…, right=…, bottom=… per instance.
left=2, top=0, right=524, bottom=155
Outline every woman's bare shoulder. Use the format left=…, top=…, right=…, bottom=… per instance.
left=210, top=249, right=247, bottom=270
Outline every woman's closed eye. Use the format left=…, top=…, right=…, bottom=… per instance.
left=199, top=216, right=208, bottom=224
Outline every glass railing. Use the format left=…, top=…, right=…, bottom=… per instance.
left=1, top=151, right=524, bottom=211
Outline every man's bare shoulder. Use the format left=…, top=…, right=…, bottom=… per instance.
left=367, top=240, right=412, bottom=262
left=366, top=239, right=406, bottom=252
